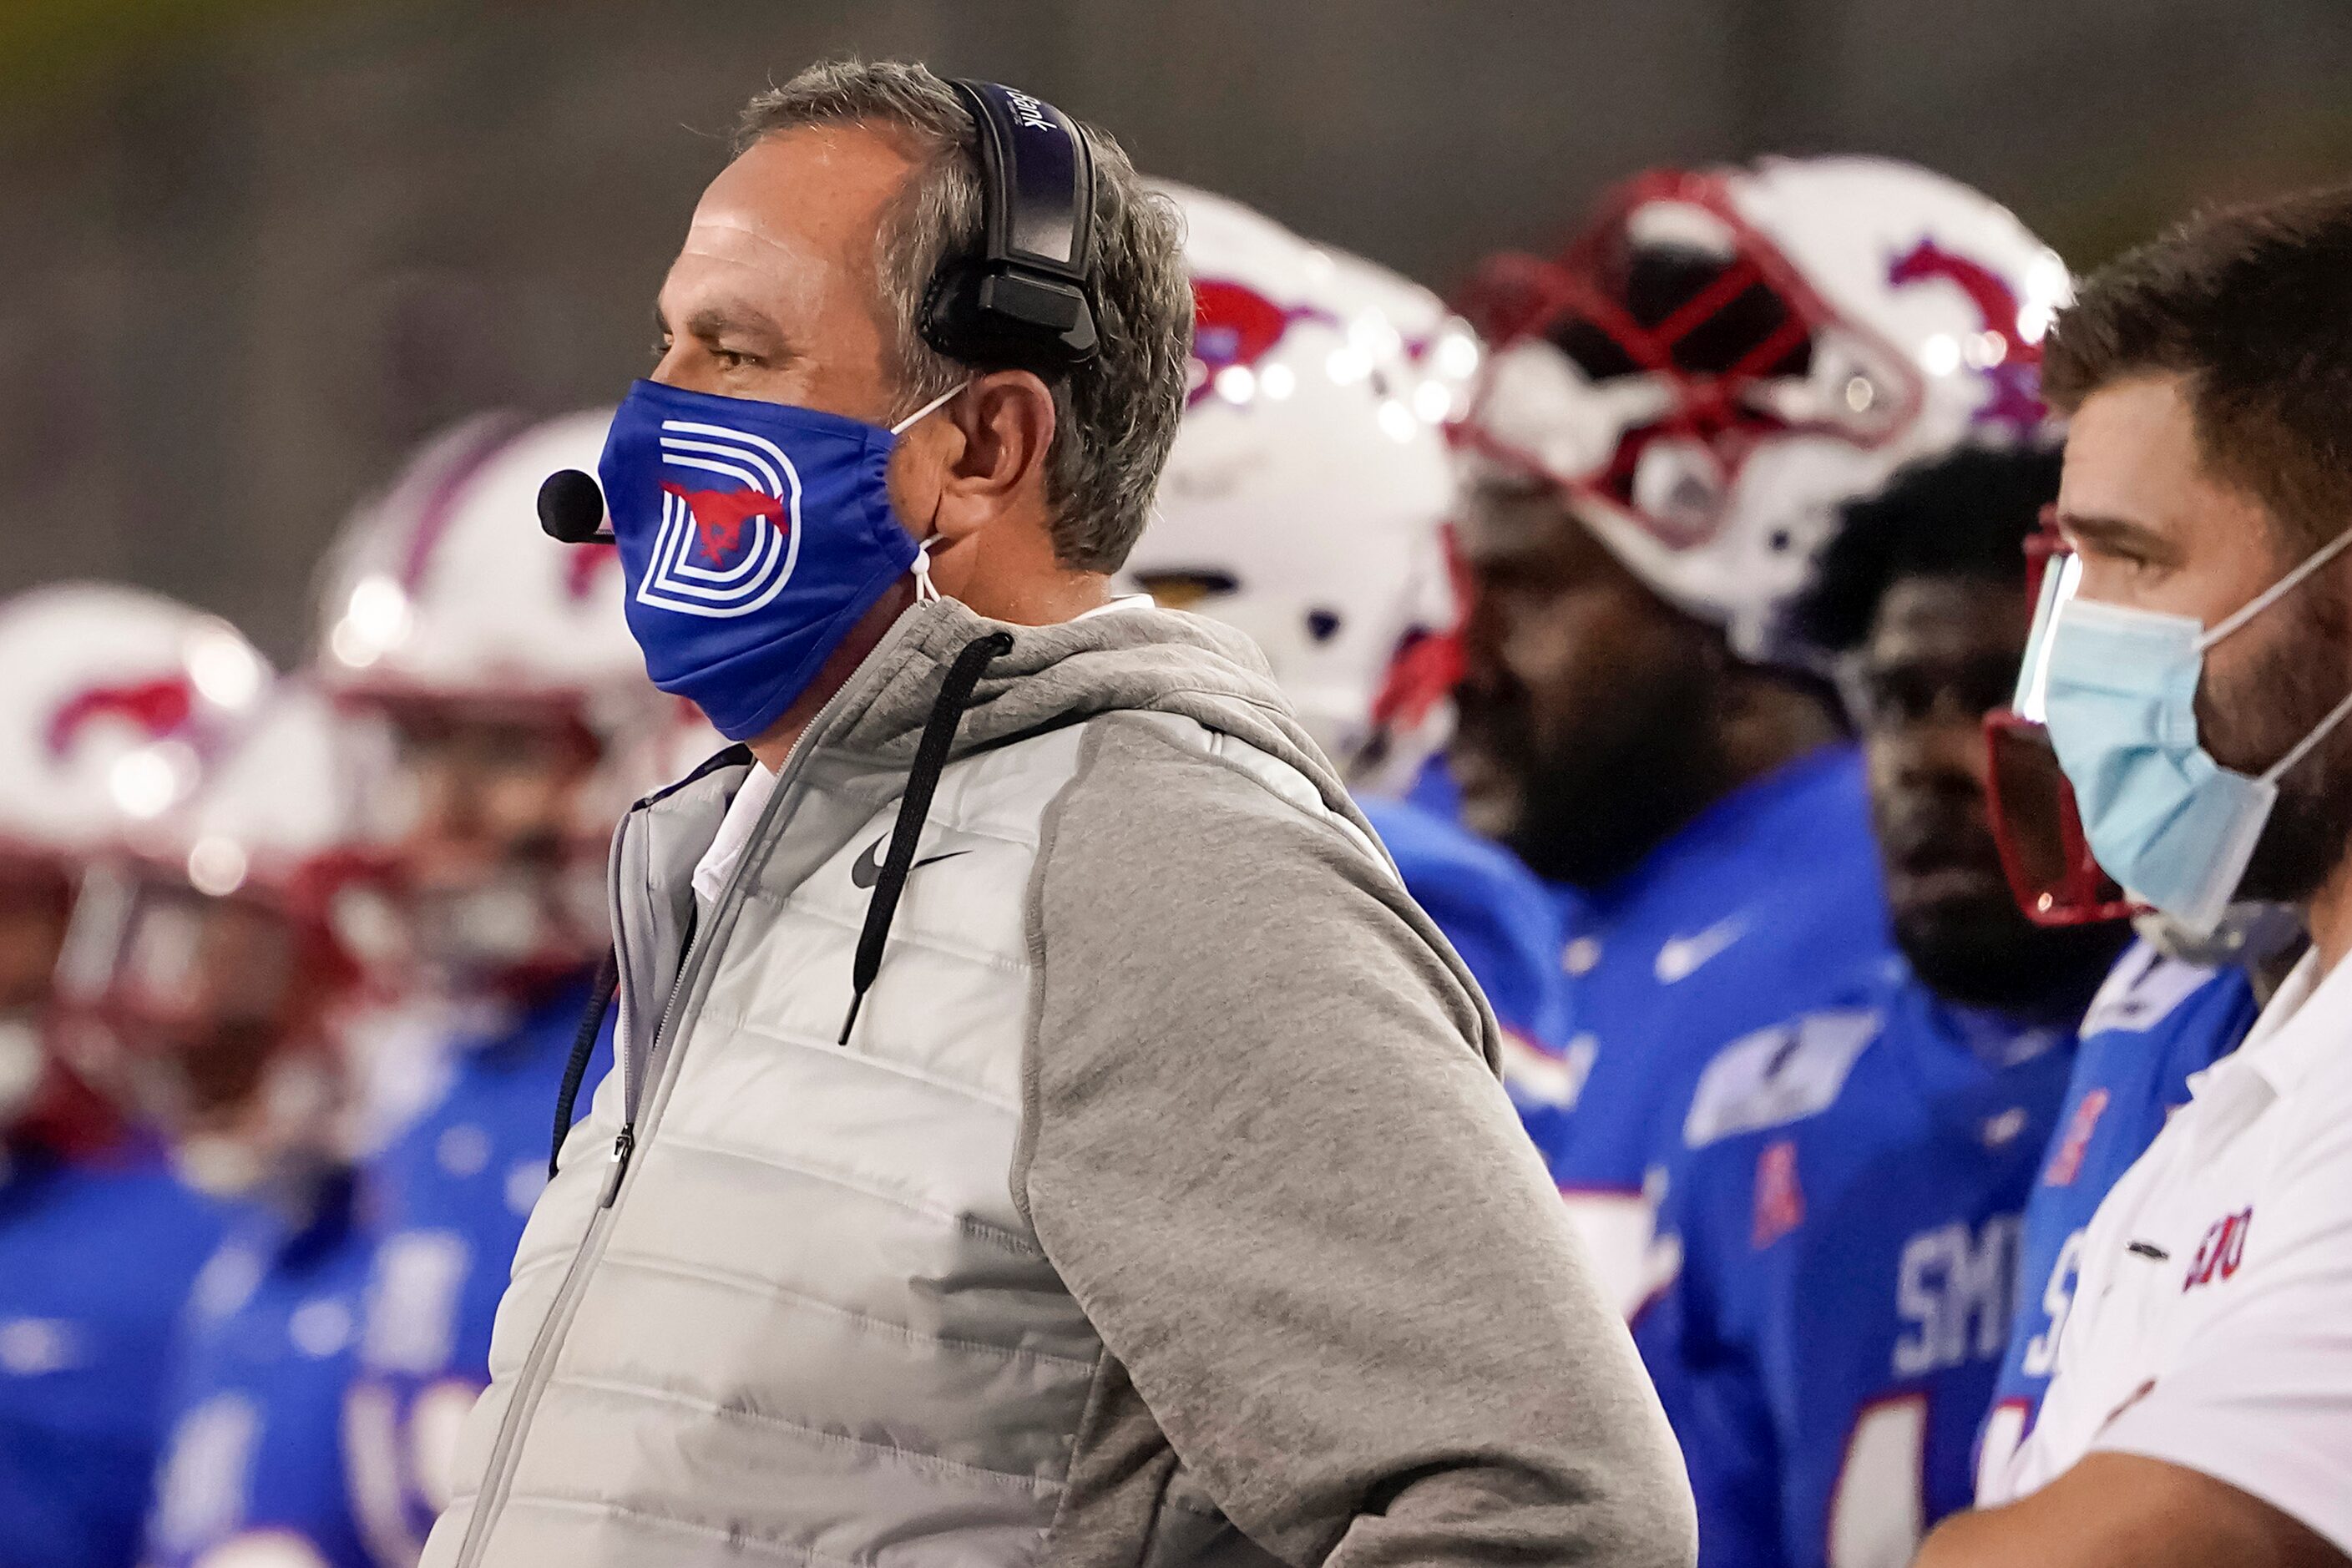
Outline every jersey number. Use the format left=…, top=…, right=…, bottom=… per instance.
left=1828, top=1393, right=1927, bottom=1568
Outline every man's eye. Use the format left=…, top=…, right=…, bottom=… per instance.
left=1859, top=672, right=1930, bottom=723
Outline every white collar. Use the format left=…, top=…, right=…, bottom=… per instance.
left=1073, top=594, right=1157, bottom=620
left=2183, top=948, right=2341, bottom=1113
left=690, top=760, right=779, bottom=909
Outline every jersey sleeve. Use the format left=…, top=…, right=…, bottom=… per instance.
left=2091, top=1091, right=2352, bottom=1552
left=1355, top=795, right=1562, bottom=1044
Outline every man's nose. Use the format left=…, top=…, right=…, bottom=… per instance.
left=1452, top=584, right=1508, bottom=685
left=1887, top=700, right=1992, bottom=792
left=650, top=340, right=711, bottom=394
left=410, top=767, right=486, bottom=844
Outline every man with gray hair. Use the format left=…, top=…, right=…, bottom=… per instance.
left=423, top=58, right=1692, bottom=1567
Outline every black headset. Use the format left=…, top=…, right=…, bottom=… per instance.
left=918, top=79, right=1100, bottom=374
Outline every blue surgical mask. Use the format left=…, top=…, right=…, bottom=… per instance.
left=597, top=378, right=959, bottom=741
left=2038, top=525, right=2352, bottom=934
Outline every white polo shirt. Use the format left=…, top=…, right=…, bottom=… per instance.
left=1986, top=945, right=2352, bottom=1551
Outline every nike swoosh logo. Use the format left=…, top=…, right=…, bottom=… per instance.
left=848, top=836, right=974, bottom=890
left=1653, top=915, right=1748, bottom=984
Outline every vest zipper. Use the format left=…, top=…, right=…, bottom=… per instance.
left=597, top=1128, right=635, bottom=1208
left=448, top=672, right=872, bottom=1566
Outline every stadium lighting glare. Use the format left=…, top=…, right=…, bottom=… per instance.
left=1434, top=329, right=1480, bottom=381
left=333, top=574, right=413, bottom=668
left=185, top=625, right=266, bottom=710
left=186, top=835, right=250, bottom=898
left=110, top=741, right=196, bottom=820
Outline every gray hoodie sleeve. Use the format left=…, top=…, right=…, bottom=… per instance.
left=1015, top=716, right=1697, bottom=1568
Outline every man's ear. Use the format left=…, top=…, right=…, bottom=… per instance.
left=928, top=370, right=1057, bottom=545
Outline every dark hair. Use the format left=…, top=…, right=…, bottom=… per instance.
left=1794, top=443, right=2062, bottom=654
left=735, top=59, right=1191, bottom=573
left=2042, top=183, right=2352, bottom=559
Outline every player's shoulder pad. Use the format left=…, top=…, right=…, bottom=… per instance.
left=1681, top=1004, right=1885, bottom=1151
left=2077, top=940, right=2221, bottom=1039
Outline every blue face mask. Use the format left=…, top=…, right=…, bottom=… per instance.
left=597, top=378, right=959, bottom=741
left=2038, top=525, right=2352, bottom=934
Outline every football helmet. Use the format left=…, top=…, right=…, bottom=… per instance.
left=314, top=410, right=669, bottom=994
left=0, top=583, right=271, bottom=1141
left=1456, top=156, right=2070, bottom=660
left=1121, top=182, right=1478, bottom=787
left=53, top=682, right=388, bottom=1193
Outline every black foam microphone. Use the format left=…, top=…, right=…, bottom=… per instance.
left=537, top=468, right=613, bottom=544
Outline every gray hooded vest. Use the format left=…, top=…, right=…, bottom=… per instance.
left=422, top=598, right=1695, bottom=1568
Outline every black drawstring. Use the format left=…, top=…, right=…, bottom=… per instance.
left=549, top=946, right=620, bottom=1177
left=839, top=630, right=1014, bottom=1044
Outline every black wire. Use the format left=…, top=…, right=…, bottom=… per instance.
left=839, top=630, right=1014, bottom=1044
left=549, top=946, right=620, bottom=1177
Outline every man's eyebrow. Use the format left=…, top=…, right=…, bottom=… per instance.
left=682, top=303, right=790, bottom=354
left=2054, top=508, right=2180, bottom=562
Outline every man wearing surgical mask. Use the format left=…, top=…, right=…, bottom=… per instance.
left=421, top=58, right=1692, bottom=1568
left=1921, top=187, right=2352, bottom=1568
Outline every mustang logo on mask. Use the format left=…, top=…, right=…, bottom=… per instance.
left=660, top=484, right=791, bottom=567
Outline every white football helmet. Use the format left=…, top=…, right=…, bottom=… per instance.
left=0, top=583, right=271, bottom=863
left=1123, top=182, right=1478, bottom=787
left=1456, top=157, right=2070, bottom=660
left=0, top=583, right=271, bottom=1135
left=316, top=409, right=646, bottom=722
left=313, top=411, right=669, bottom=993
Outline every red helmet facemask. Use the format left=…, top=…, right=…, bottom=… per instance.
left=50, top=857, right=367, bottom=1144
left=1983, top=512, right=2143, bottom=927
left=0, top=854, right=122, bottom=1156
left=1453, top=168, right=1923, bottom=550
left=339, top=693, right=613, bottom=1001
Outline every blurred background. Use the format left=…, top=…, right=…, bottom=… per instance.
left=5, top=0, right=2349, bottom=660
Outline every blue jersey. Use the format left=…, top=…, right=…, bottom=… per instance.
left=1360, top=794, right=1565, bottom=1057
left=1400, top=751, right=1466, bottom=825
left=0, top=1142, right=225, bottom=1568
left=1535, top=745, right=1890, bottom=1311
left=145, top=1171, right=376, bottom=1568
left=1975, top=943, right=2258, bottom=1494
left=347, top=972, right=615, bottom=1559
left=1636, top=962, right=2076, bottom=1568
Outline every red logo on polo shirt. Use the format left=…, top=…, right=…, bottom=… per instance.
left=2183, top=1206, right=2253, bottom=1292
left=2042, top=1089, right=2110, bottom=1187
